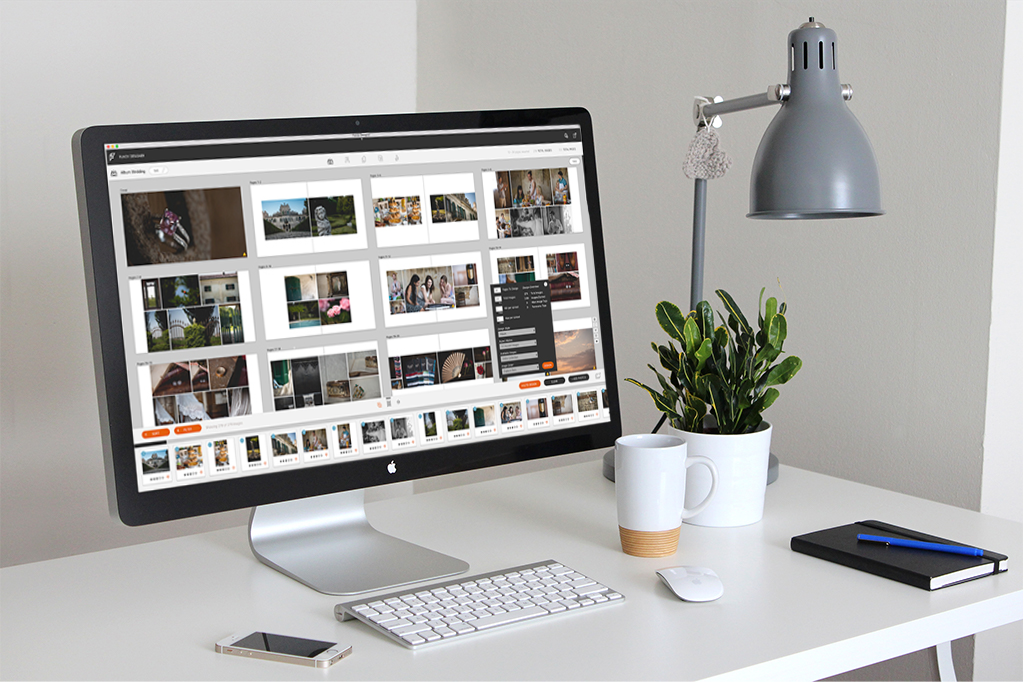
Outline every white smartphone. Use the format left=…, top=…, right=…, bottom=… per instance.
left=215, top=631, right=352, bottom=668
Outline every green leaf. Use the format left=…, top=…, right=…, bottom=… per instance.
left=706, top=375, right=734, bottom=429
left=767, top=312, right=784, bottom=349
left=651, top=367, right=679, bottom=403
left=764, top=355, right=803, bottom=386
left=655, top=301, right=688, bottom=344
left=698, top=300, right=716, bottom=338
left=716, top=289, right=752, bottom=336
left=682, top=316, right=700, bottom=355
left=655, top=342, right=681, bottom=373
left=765, top=296, right=778, bottom=327
left=760, top=387, right=780, bottom=410
left=625, top=378, right=685, bottom=422
left=694, top=338, right=713, bottom=371
left=754, top=343, right=782, bottom=369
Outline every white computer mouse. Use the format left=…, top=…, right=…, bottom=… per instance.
left=656, top=566, right=724, bottom=602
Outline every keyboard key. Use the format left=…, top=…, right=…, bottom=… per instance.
left=472, top=605, right=547, bottom=630
left=392, top=622, right=431, bottom=636
left=401, top=633, right=426, bottom=645
left=573, top=584, right=608, bottom=596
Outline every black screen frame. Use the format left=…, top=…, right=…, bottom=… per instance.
left=74, top=108, right=621, bottom=527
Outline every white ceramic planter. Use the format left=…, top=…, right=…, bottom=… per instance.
left=669, top=422, right=772, bottom=527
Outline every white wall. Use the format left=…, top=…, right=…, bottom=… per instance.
left=975, top=3, right=1023, bottom=680
left=0, top=0, right=417, bottom=568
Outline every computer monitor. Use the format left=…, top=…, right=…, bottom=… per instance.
left=73, top=108, right=620, bottom=595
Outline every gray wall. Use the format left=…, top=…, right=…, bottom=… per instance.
left=415, top=1, right=1006, bottom=680
left=417, top=0, right=1004, bottom=507
left=0, top=0, right=417, bottom=568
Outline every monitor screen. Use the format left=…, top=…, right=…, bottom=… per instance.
left=74, top=109, right=619, bottom=529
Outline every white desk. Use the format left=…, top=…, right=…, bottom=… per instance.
left=1, top=461, right=1020, bottom=680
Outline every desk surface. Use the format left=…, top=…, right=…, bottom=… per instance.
left=1, top=461, right=1020, bottom=681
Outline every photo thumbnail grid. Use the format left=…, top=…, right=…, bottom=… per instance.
left=270, top=348, right=382, bottom=411
left=149, top=355, right=251, bottom=426
left=390, top=346, right=493, bottom=390
left=491, top=167, right=577, bottom=240
left=263, top=195, right=357, bottom=239
left=259, top=261, right=376, bottom=341
left=283, top=270, right=352, bottom=330
left=251, top=179, right=367, bottom=257
left=372, top=174, right=480, bottom=248
left=386, top=262, right=480, bottom=315
left=489, top=244, right=590, bottom=309
left=140, top=272, right=245, bottom=353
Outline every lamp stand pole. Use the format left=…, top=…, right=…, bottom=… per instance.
left=690, top=177, right=707, bottom=312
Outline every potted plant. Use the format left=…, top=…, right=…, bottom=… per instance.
left=627, top=288, right=802, bottom=526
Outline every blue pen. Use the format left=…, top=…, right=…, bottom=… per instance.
left=857, top=534, right=984, bottom=557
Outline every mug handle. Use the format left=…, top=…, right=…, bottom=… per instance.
left=679, top=455, right=719, bottom=519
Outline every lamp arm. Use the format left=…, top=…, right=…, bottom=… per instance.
left=694, top=86, right=788, bottom=126
left=696, top=83, right=853, bottom=126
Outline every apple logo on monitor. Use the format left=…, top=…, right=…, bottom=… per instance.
left=387, top=461, right=397, bottom=474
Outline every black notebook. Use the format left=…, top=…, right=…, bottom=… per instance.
left=791, top=520, right=1009, bottom=591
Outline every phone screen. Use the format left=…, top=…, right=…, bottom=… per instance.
left=232, top=632, right=334, bottom=658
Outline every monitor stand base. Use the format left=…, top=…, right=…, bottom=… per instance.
left=248, top=489, right=469, bottom=596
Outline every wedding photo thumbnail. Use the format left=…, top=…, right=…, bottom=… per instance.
left=390, top=346, right=492, bottom=390
left=496, top=255, right=536, bottom=284
left=252, top=180, right=366, bottom=257
left=283, top=270, right=352, bottom=329
left=121, top=188, right=246, bottom=267
left=374, top=196, right=422, bottom=227
left=546, top=251, right=581, bottom=302
left=446, top=409, right=470, bottom=432
left=150, top=355, right=249, bottom=425
left=140, top=448, right=170, bottom=475
left=386, top=264, right=479, bottom=314
left=270, top=348, right=381, bottom=411
left=429, top=193, right=477, bottom=223
left=550, top=328, right=597, bottom=375
left=141, top=272, right=245, bottom=352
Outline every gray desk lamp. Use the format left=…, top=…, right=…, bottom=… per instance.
left=605, top=18, right=883, bottom=483
left=687, top=17, right=883, bottom=311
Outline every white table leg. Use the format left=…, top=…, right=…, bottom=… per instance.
left=936, top=641, right=957, bottom=682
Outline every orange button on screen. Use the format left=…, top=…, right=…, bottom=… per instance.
left=519, top=380, right=541, bottom=390
left=142, top=428, right=170, bottom=439
left=541, top=361, right=554, bottom=370
left=174, top=424, right=202, bottom=435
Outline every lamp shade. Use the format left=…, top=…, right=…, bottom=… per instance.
left=748, top=22, right=883, bottom=219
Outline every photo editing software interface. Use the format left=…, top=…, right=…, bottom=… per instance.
left=106, top=126, right=611, bottom=492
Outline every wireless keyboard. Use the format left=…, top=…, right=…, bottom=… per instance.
left=335, top=560, right=624, bottom=648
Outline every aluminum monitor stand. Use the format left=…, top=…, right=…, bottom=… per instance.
left=248, top=489, right=469, bottom=596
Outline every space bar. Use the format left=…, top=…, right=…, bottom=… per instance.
left=470, top=606, right=547, bottom=630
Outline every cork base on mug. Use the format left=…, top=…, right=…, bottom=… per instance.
left=618, top=525, right=680, bottom=557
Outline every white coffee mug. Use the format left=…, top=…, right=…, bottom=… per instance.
left=614, top=434, right=719, bottom=557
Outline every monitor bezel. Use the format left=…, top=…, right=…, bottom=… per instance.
left=74, top=108, right=621, bottom=527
